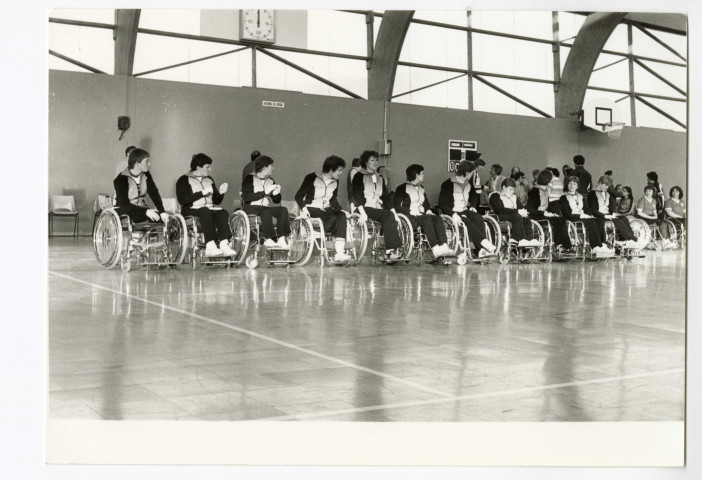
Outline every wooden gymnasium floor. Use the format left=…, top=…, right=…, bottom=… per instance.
left=48, top=237, right=685, bottom=422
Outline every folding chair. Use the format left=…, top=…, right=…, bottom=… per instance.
left=49, top=195, right=79, bottom=238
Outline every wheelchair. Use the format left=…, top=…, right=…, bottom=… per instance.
left=365, top=213, right=414, bottom=265
left=664, top=217, right=686, bottom=249
left=486, top=213, right=547, bottom=264
left=93, top=208, right=188, bottom=271
left=442, top=214, right=502, bottom=265
left=409, top=214, right=458, bottom=266
left=183, top=211, right=244, bottom=269
left=227, top=208, right=297, bottom=269
left=628, top=215, right=660, bottom=251
left=288, top=212, right=368, bottom=267
left=603, top=218, right=645, bottom=261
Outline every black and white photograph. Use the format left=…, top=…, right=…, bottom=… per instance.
left=3, top=0, right=701, bottom=478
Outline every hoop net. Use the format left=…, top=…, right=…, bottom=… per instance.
left=603, top=122, right=626, bottom=139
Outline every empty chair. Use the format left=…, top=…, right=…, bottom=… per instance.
left=49, top=195, right=79, bottom=238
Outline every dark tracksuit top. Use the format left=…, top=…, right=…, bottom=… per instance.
left=295, top=172, right=342, bottom=212
left=176, top=172, right=224, bottom=210
left=393, top=182, right=430, bottom=217
left=242, top=175, right=282, bottom=206
left=113, top=169, right=165, bottom=219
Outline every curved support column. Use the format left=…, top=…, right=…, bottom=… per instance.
left=555, top=12, right=627, bottom=119
left=368, top=11, right=414, bottom=101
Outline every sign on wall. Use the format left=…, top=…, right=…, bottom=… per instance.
left=447, top=140, right=477, bottom=172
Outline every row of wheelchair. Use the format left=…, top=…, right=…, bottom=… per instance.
left=93, top=200, right=685, bottom=271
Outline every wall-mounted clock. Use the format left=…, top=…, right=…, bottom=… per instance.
left=240, top=9, right=276, bottom=44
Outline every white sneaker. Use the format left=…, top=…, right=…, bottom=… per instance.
left=334, top=251, right=352, bottom=262
left=440, top=244, right=455, bottom=256
left=387, top=249, right=402, bottom=260
left=625, top=240, right=638, bottom=248
left=263, top=238, right=278, bottom=248
left=277, top=237, right=290, bottom=249
left=529, top=239, right=541, bottom=247
left=204, top=241, right=223, bottom=257
left=509, top=238, right=519, bottom=244
left=517, top=239, right=530, bottom=247
left=478, top=248, right=489, bottom=258
left=219, top=240, right=236, bottom=257
left=592, top=246, right=602, bottom=254
left=431, top=245, right=444, bottom=258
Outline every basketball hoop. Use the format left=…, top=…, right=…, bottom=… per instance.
left=603, top=122, right=625, bottom=139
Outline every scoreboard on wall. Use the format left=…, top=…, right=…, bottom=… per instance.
left=447, top=140, right=478, bottom=172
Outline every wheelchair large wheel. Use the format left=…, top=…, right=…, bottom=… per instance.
left=289, top=217, right=314, bottom=266
left=530, top=220, right=545, bottom=258
left=665, top=219, right=685, bottom=248
left=348, top=213, right=369, bottom=260
left=229, top=210, right=250, bottom=264
left=604, top=220, right=617, bottom=250
left=440, top=215, right=460, bottom=254
left=395, top=213, right=414, bottom=259
left=627, top=217, right=651, bottom=250
left=165, top=214, right=188, bottom=265
left=93, top=208, right=123, bottom=269
left=483, top=215, right=502, bottom=252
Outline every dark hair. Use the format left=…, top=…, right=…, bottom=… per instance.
left=501, top=178, right=517, bottom=189
left=623, top=186, right=633, bottom=197
left=549, top=167, right=560, bottom=178
left=644, top=185, right=654, bottom=194
left=573, top=155, right=585, bottom=165
left=254, top=155, right=274, bottom=173
left=125, top=145, right=136, bottom=157
left=647, top=171, right=658, bottom=183
left=566, top=175, right=580, bottom=188
left=351, top=157, right=361, bottom=168
left=514, top=171, right=526, bottom=181
left=360, top=150, right=379, bottom=169
left=562, top=164, right=570, bottom=171
left=604, top=170, right=613, bottom=176
left=491, top=164, right=503, bottom=175
left=563, top=167, right=574, bottom=178
left=456, top=160, right=476, bottom=177
left=190, top=153, right=213, bottom=171
left=615, top=183, right=623, bottom=190
left=532, top=168, right=540, bottom=175
left=597, top=175, right=610, bottom=186
left=250, top=150, right=261, bottom=162
left=475, top=158, right=486, bottom=167
left=669, top=186, right=683, bottom=199
left=406, top=164, right=424, bottom=181
left=127, top=148, right=150, bottom=169
left=322, top=155, right=346, bottom=173
left=537, top=169, right=553, bottom=186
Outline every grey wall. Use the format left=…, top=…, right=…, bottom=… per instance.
left=49, top=70, right=686, bottom=235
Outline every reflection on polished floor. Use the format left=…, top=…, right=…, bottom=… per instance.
left=48, top=238, right=685, bottom=422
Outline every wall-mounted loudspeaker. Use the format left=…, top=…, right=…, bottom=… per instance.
left=118, top=116, right=130, bottom=140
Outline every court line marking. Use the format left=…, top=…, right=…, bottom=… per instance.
left=253, top=367, right=686, bottom=421
left=49, top=270, right=453, bottom=398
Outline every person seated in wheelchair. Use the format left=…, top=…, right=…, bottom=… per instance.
left=351, top=149, right=403, bottom=260
left=439, top=160, right=496, bottom=256
left=295, top=155, right=353, bottom=262
left=586, top=176, right=638, bottom=249
left=113, top=147, right=169, bottom=225
left=489, top=178, right=540, bottom=248
left=242, top=155, right=291, bottom=249
left=559, top=176, right=611, bottom=254
left=664, top=186, right=686, bottom=224
left=393, top=164, right=453, bottom=259
left=615, top=186, right=635, bottom=215
left=636, top=185, right=671, bottom=248
left=176, top=153, right=236, bottom=257
left=526, top=169, right=572, bottom=251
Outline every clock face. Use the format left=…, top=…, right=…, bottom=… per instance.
left=240, top=9, right=275, bottom=43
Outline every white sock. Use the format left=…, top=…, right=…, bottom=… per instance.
left=335, top=238, right=345, bottom=254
